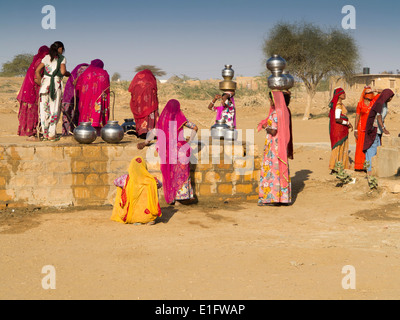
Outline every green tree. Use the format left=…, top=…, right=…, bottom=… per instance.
left=134, top=65, right=166, bottom=77
left=0, top=53, right=34, bottom=77
left=111, top=72, right=121, bottom=82
left=263, top=22, right=360, bottom=120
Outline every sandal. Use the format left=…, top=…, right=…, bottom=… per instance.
left=48, top=136, right=60, bottom=142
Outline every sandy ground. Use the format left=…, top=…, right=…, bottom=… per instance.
left=1, top=77, right=400, bottom=300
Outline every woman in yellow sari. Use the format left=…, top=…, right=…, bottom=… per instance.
left=111, top=156, right=162, bottom=225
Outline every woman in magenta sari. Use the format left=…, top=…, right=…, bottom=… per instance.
left=137, top=99, right=198, bottom=205
left=61, top=63, right=89, bottom=136
left=17, top=45, right=49, bottom=140
left=76, top=59, right=110, bottom=133
left=128, top=69, right=159, bottom=139
left=258, top=91, right=293, bottom=205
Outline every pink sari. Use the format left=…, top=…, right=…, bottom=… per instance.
left=156, top=99, right=190, bottom=204
left=259, top=91, right=292, bottom=188
left=17, top=45, right=49, bottom=136
left=76, top=59, right=110, bottom=129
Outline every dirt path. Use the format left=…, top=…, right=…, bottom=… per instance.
left=1, top=146, right=400, bottom=300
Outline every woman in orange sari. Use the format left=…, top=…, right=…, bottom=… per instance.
left=354, top=87, right=380, bottom=171
left=111, top=156, right=162, bottom=225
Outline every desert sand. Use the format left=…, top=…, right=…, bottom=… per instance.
left=1, top=77, right=400, bottom=300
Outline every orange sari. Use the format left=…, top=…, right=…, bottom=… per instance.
left=354, top=89, right=379, bottom=170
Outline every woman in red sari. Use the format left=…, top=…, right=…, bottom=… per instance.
left=76, top=59, right=110, bottom=134
left=329, top=88, right=353, bottom=172
left=128, top=69, right=159, bottom=139
left=353, top=87, right=380, bottom=171
left=17, top=45, right=49, bottom=140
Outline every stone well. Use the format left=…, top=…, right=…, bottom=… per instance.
left=0, top=137, right=261, bottom=209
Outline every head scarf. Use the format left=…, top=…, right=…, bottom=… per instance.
left=156, top=99, right=190, bottom=204
left=17, top=45, right=49, bottom=104
left=90, top=59, right=104, bottom=69
left=111, top=156, right=161, bottom=224
left=363, top=89, right=394, bottom=152
left=76, top=59, right=110, bottom=127
left=128, top=69, right=159, bottom=120
left=329, top=88, right=348, bottom=149
left=62, top=63, right=89, bottom=106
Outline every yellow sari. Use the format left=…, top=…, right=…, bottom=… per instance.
left=111, top=156, right=161, bottom=224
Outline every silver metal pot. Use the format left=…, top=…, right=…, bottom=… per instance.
left=73, top=122, right=97, bottom=144
left=266, top=54, right=287, bottom=76
left=211, top=122, right=229, bottom=139
left=101, top=120, right=124, bottom=144
left=222, top=65, right=234, bottom=80
left=224, top=127, right=238, bottom=141
left=283, top=71, right=295, bottom=89
left=268, top=74, right=288, bottom=90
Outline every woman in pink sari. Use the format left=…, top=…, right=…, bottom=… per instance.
left=17, top=45, right=49, bottom=140
left=258, top=90, right=293, bottom=205
left=61, top=63, right=89, bottom=135
left=76, top=59, right=110, bottom=133
left=137, top=99, right=198, bottom=205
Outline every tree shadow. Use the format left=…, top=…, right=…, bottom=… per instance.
left=291, top=169, right=313, bottom=204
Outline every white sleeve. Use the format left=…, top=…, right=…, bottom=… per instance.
left=145, top=128, right=157, bottom=142
left=335, top=108, right=342, bottom=119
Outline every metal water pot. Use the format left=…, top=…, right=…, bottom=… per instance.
left=224, top=126, right=238, bottom=141
left=266, top=54, right=287, bottom=76
left=121, top=118, right=136, bottom=135
left=268, top=74, right=288, bottom=90
left=211, top=119, right=229, bottom=139
left=101, top=120, right=124, bottom=144
left=222, top=65, right=234, bottom=80
left=282, top=71, right=295, bottom=89
left=73, top=122, right=97, bottom=144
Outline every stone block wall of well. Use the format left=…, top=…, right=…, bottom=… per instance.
left=0, top=141, right=261, bottom=209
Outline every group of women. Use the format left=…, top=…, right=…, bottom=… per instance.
left=17, top=42, right=111, bottom=141
left=18, top=42, right=394, bottom=226
left=329, top=86, right=394, bottom=175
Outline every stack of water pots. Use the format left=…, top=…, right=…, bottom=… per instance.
left=266, top=54, right=294, bottom=90
left=211, top=64, right=238, bottom=141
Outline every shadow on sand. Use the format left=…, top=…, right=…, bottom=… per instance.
left=291, top=169, right=313, bottom=204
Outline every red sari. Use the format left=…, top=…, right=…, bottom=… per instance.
left=76, top=59, right=110, bottom=130
left=354, top=88, right=379, bottom=170
left=17, top=46, right=49, bottom=136
left=128, top=69, right=159, bottom=137
left=329, top=88, right=350, bottom=170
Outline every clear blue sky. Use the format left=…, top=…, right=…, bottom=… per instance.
left=0, top=0, right=399, bottom=80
